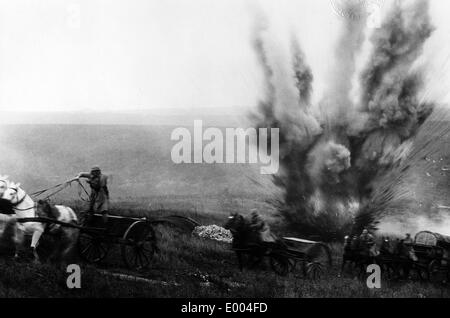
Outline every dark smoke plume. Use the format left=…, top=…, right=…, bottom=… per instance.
left=353, top=108, right=450, bottom=235
left=251, top=1, right=439, bottom=240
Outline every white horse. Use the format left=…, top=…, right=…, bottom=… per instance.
left=2, top=182, right=78, bottom=263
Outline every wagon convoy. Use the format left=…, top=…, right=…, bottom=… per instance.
left=1, top=176, right=450, bottom=285
left=0, top=177, right=335, bottom=279
left=341, top=230, right=450, bottom=283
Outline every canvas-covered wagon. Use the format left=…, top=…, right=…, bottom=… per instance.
left=413, top=231, right=450, bottom=282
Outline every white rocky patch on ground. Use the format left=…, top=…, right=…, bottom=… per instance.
left=192, top=225, right=233, bottom=243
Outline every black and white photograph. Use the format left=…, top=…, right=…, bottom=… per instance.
left=1, top=0, right=450, bottom=303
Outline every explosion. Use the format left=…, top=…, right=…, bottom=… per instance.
left=251, top=0, right=446, bottom=240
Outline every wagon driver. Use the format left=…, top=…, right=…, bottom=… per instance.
left=76, top=166, right=110, bottom=224
left=249, top=209, right=277, bottom=244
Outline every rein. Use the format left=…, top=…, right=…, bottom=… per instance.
left=5, top=178, right=91, bottom=214
left=76, top=180, right=91, bottom=202
left=30, top=181, right=74, bottom=200
left=10, top=179, right=73, bottom=213
left=30, top=179, right=91, bottom=202
left=13, top=203, right=36, bottom=212
left=29, top=181, right=69, bottom=197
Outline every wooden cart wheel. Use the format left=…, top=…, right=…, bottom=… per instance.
left=306, top=243, right=332, bottom=269
left=269, top=254, right=290, bottom=276
left=78, top=232, right=110, bottom=263
left=121, top=221, right=157, bottom=270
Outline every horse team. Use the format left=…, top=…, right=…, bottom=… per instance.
left=225, top=212, right=431, bottom=282
left=340, top=231, right=427, bottom=280
left=0, top=176, right=79, bottom=263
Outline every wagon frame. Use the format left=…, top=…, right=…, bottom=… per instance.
left=232, top=237, right=332, bottom=279
left=18, top=212, right=200, bottom=270
left=77, top=213, right=158, bottom=269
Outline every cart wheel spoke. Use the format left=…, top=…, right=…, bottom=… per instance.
left=81, top=242, right=93, bottom=256
left=135, top=250, right=142, bottom=268
left=137, top=249, right=148, bottom=268
left=78, top=233, right=110, bottom=264
left=134, top=250, right=140, bottom=267
left=141, top=250, right=150, bottom=267
left=121, top=221, right=157, bottom=269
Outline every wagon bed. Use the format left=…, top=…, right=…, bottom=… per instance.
left=17, top=212, right=200, bottom=270
left=231, top=237, right=332, bottom=278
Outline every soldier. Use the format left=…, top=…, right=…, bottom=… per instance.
left=380, top=236, right=391, bottom=254
left=359, top=228, right=376, bottom=256
left=360, top=229, right=374, bottom=243
left=350, top=235, right=359, bottom=250
left=249, top=209, right=276, bottom=244
left=343, top=235, right=352, bottom=253
left=404, top=233, right=413, bottom=245
left=76, top=166, right=110, bottom=225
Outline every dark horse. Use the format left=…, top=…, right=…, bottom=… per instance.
left=340, top=235, right=420, bottom=280
left=377, top=238, right=422, bottom=280
left=0, top=198, right=18, bottom=255
left=224, top=213, right=286, bottom=271
left=340, top=235, right=379, bottom=278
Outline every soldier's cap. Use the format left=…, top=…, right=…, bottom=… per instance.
left=91, top=166, right=101, bottom=172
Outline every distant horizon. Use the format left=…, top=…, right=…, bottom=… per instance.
left=3, top=105, right=249, bottom=113
left=2, top=107, right=449, bottom=126
left=0, top=107, right=251, bottom=126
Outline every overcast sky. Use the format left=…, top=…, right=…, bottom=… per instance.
left=0, top=0, right=450, bottom=115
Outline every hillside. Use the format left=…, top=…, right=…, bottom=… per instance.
left=0, top=124, right=277, bottom=215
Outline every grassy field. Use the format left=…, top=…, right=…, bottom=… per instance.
left=0, top=201, right=449, bottom=298
left=0, top=124, right=449, bottom=297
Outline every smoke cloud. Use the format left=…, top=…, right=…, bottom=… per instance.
left=251, top=0, right=442, bottom=240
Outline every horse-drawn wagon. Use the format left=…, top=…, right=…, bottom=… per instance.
left=413, top=231, right=450, bottom=282
left=340, top=231, right=450, bottom=282
left=17, top=212, right=199, bottom=269
left=0, top=178, right=200, bottom=269
left=227, top=237, right=332, bottom=279
left=224, top=214, right=333, bottom=279
left=277, top=237, right=333, bottom=279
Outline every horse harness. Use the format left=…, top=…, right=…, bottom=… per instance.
left=10, top=188, right=36, bottom=213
